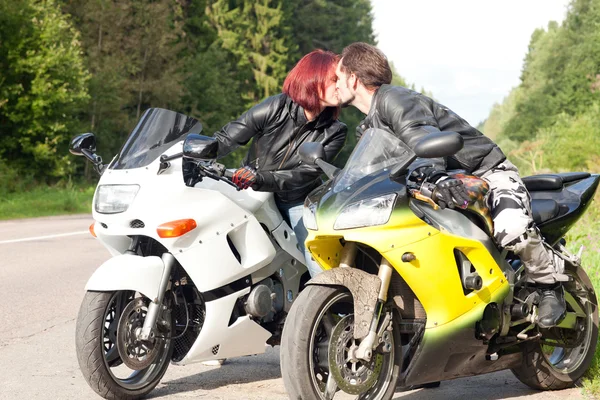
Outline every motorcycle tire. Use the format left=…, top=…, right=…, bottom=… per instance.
left=75, top=291, right=173, bottom=400
left=511, top=266, right=598, bottom=390
left=280, top=284, right=402, bottom=400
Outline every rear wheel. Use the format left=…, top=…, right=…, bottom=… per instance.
left=75, top=291, right=173, bottom=399
left=281, top=285, right=401, bottom=400
left=512, top=266, right=598, bottom=390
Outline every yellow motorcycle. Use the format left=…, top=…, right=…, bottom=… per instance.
left=280, top=128, right=599, bottom=400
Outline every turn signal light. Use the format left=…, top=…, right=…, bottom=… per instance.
left=89, top=222, right=96, bottom=237
left=157, top=219, right=197, bottom=238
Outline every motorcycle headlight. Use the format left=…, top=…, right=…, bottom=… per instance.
left=334, top=193, right=397, bottom=230
left=95, top=184, right=140, bottom=214
left=303, top=198, right=318, bottom=230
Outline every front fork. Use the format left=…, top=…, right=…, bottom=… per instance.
left=341, top=243, right=395, bottom=361
left=138, top=252, right=176, bottom=341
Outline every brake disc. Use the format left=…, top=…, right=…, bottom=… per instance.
left=328, top=314, right=383, bottom=395
left=116, top=298, right=161, bottom=370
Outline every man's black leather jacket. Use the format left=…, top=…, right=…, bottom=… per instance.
left=357, top=85, right=506, bottom=176
left=214, top=93, right=347, bottom=204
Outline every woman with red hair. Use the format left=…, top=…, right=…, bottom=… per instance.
left=212, top=49, right=347, bottom=278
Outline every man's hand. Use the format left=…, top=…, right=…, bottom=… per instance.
left=232, top=166, right=260, bottom=190
left=434, top=178, right=471, bottom=209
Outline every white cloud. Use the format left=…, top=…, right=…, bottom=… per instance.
left=371, top=0, right=570, bottom=124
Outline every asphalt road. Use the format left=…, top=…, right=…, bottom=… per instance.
left=0, top=214, right=585, bottom=400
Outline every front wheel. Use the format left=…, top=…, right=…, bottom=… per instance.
left=281, top=285, right=401, bottom=400
left=511, top=266, right=598, bottom=390
left=75, top=291, right=173, bottom=399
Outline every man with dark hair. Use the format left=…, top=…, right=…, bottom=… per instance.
left=335, top=42, right=567, bottom=328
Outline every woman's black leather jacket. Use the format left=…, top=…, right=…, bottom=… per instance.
left=214, top=93, right=347, bottom=204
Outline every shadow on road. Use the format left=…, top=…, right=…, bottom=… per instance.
left=148, top=356, right=282, bottom=398
left=393, top=371, right=580, bottom=400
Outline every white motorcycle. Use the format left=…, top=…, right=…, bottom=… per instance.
left=71, top=108, right=308, bottom=399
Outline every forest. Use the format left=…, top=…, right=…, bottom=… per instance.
left=482, top=0, right=600, bottom=177
left=0, top=0, right=407, bottom=191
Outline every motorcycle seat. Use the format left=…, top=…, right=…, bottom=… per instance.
left=531, top=199, right=559, bottom=225
left=522, top=172, right=591, bottom=192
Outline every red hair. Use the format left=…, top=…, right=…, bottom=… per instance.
left=283, top=49, right=340, bottom=118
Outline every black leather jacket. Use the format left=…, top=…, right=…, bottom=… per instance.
left=357, top=85, right=506, bottom=176
left=214, top=93, right=347, bottom=203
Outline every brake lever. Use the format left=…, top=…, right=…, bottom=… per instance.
left=198, top=165, right=240, bottom=191
left=409, top=189, right=439, bottom=210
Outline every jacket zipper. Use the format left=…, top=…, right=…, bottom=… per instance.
left=278, top=124, right=310, bottom=169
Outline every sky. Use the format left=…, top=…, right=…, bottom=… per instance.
left=371, top=0, right=571, bottom=126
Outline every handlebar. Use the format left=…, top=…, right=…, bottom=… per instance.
left=410, top=178, right=473, bottom=210
left=191, top=160, right=240, bottom=190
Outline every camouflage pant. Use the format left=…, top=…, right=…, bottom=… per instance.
left=482, top=160, right=564, bottom=284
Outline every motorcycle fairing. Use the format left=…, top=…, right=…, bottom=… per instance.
left=400, top=282, right=520, bottom=387
left=531, top=174, right=600, bottom=245
left=174, top=287, right=272, bottom=365
left=306, top=174, right=508, bottom=329
left=410, top=199, right=509, bottom=272
left=85, top=254, right=165, bottom=299
left=94, top=164, right=279, bottom=293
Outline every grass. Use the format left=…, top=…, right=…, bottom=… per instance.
left=0, top=184, right=94, bottom=220
left=570, top=197, right=600, bottom=398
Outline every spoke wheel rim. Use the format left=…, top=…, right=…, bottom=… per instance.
left=308, top=291, right=395, bottom=399
left=542, top=275, right=594, bottom=374
left=101, top=292, right=171, bottom=390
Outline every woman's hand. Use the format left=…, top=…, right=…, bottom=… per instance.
left=232, top=166, right=261, bottom=190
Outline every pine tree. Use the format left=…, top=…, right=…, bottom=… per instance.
left=206, top=0, right=289, bottom=105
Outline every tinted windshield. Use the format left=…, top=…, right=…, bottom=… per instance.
left=333, top=128, right=413, bottom=192
left=110, top=108, right=202, bottom=170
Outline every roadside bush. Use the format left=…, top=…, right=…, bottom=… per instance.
left=0, top=160, right=36, bottom=196
left=505, top=104, right=600, bottom=176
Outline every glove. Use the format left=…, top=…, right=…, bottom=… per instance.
left=434, top=178, right=471, bottom=209
left=232, top=166, right=262, bottom=190
left=410, top=166, right=448, bottom=185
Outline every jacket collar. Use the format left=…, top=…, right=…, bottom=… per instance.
left=285, top=94, right=336, bottom=129
left=360, top=86, right=382, bottom=127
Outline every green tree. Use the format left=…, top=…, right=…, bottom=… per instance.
left=502, top=0, right=600, bottom=142
left=482, top=87, right=522, bottom=140
left=206, top=0, right=290, bottom=105
left=63, top=0, right=186, bottom=166
left=0, top=0, right=89, bottom=181
left=283, top=0, right=375, bottom=59
left=179, top=0, right=248, bottom=146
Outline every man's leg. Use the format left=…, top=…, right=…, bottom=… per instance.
left=483, top=161, right=566, bottom=328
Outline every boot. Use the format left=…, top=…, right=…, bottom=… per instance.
left=537, top=285, right=566, bottom=328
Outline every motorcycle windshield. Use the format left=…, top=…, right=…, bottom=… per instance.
left=110, top=108, right=203, bottom=170
left=333, top=128, right=413, bottom=192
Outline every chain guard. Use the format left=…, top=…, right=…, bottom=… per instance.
left=328, top=315, right=383, bottom=395
left=116, top=298, right=163, bottom=370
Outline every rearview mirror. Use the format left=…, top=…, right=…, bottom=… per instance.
left=69, top=133, right=104, bottom=175
left=389, top=131, right=463, bottom=179
left=183, top=134, right=218, bottom=160
left=298, top=142, right=340, bottom=179
left=70, top=133, right=96, bottom=156
left=299, top=142, right=326, bottom=165
left=413, top=131, right=463, bottom=159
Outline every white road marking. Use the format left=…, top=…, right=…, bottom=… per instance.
left=0, top=230, right=89, bottom=245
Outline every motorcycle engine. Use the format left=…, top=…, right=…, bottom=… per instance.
left=244, top=278, right=284, bottom=323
